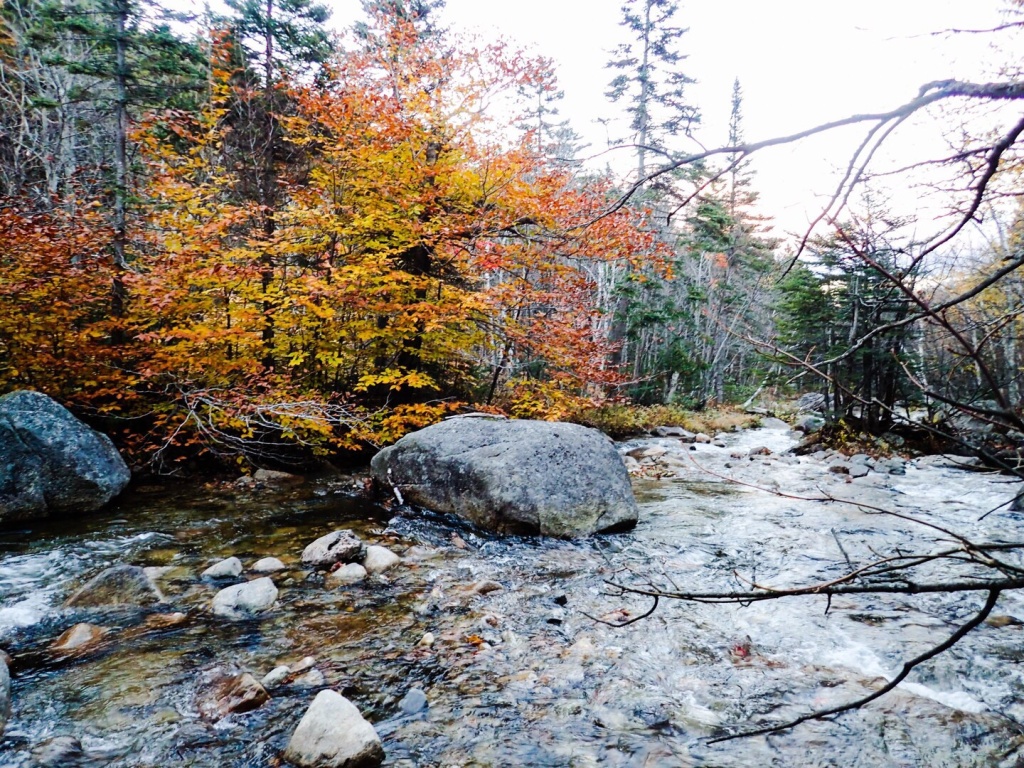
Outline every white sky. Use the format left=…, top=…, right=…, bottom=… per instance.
left=197, top=0, right=1017, bottom=238
left=408, top=0, right=1018, bottom=237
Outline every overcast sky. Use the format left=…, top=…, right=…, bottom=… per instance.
left=401, top=0, right=1018, bottom=236
left=272, top=1, right=1021, bottom=237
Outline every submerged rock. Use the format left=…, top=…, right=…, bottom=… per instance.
left=325, top=563, right=367, bottom=588
left=50, top=623, right=108, bottom=653
left=0, top=390, right=131, bottom=522
left=0, top=653, right=9, bottom=736
left=371, top=419, right=638, bottom=537
left=198, top=672, right=269, bottom=720
left=211, top=577, right=278, bottom=620
left=64, top=565, right=163, bottom=609
left=398, top=688, right=427, bottom=714
left=283, top=690, right=384, bottom=768
left=302, top=531, right=366, bottom=570
left=32, top=735, right=85, bottom=767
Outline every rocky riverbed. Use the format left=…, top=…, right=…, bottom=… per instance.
left=1, top=419, right=1023, bottom=766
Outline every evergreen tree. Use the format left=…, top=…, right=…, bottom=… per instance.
left=605, top=0, right=698, bottom=181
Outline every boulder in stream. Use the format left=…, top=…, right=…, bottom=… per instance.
left=64, top=565, right=163, bottom=609
left=211, top=577, right=278, bottom=620
left=283, top=690, right=384, bottom=768
left=302, top=531, right=366, bottom=570
left=0, top=390, right=131, bottom=522
left=370, top=418, right=638, bottom=537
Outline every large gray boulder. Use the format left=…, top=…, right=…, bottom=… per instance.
left=283, top=690, right=384, bottom=768
left=371, top=418, right=638, bottom=537
left=0, top=390, right=130, bottom=522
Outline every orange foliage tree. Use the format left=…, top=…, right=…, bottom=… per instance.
left=0, top=8, right=661, bottom=470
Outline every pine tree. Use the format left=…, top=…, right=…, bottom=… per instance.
left=605, top=0, right=698, bottom=181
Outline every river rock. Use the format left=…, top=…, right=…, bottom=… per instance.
left=198, top=672, right=269, bottom=720
left=251, top=557, right=287, bottom=573
left=283, top=690, right=384, bottom=768
left=370, top=419, right=638, bottom=537
left=362, top=546, right=400, bottom=575
left=652, top=426, right=695, bottom=440
left=211, top=577, right=278, bottom=620
left=797, top=392, right=827, bottom=412
left=32, top=735, right=85, bottom=767
left=64, top=565, right=163, bottom=609
left=262, top=665, right=291, bottom=690
left=0, top=390, right=131, bottom=522
left=202, top=557, right=243, bottom=579
left=325, top=563, right=367, bottom=588
left=398, top=688, right=427, bottom=714
left=0, top=653, right=9, bottom=736
left=253, top=468, right=303, bottom=485
left=50, top=622, right=108, bottom=653
left=302, top=531, right=366, bottom=570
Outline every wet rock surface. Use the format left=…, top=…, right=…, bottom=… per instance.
left=371, top=418, right=639, bottom=537
left=210, top=577, right=278, bottom=619
left=302, top=530, right=366, bottom=570
left=63, top=564, right=163, bottom=609
left=1, top=421, right=1023, bottom=767
left=0, top=390, right=130, bottom=522
left=283, top=690, right=384, bottom=768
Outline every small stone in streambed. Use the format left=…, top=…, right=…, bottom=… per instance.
left=283, top=690, right=384, bottom=768
left=32, top=735, right=86, bottom=767
left=50, top=622, right=108, bottom=653
left=325, top=563, right=366, bottom=588
left=291, top=656, right=317, bottom=674
left=301, top=530, right=366, bottom=570
left=64, top=564, right=163, bottom=609
left=143, top=612, right=188, bottom=630
left=202, top=556, right=243, bottom=579
left=262, top=665, right=291, bottom=690
left=251, top=556, right=287, bottom=573
left=211, top=577, right=278, bottom=620
left=399, top=688, right=427, bottom=714
left=197, top=672, right=269, bottom=720
left=362, top=545, right=400, bottom=575
left=417, top=632, right=435, bottom=647
left=295, top=669, right=326, bottom=687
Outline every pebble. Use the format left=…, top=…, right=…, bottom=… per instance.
left=261, top=665, right=291, bottom=689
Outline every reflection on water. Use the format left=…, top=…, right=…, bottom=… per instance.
left=1, top=424, right=1023, bottom=767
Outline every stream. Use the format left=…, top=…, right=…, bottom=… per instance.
left=1, top=420, right=1023, bottom=766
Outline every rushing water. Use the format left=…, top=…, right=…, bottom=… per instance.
left=2, top=422, right=1024, bottom=767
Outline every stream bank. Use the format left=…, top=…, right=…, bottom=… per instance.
left=1, top=420, right=1023, bottom=766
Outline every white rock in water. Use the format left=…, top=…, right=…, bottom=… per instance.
left=251, top=557, right=287, bottom=573
left=202, top=557, right=243, bottom=579
left=325, top=563, right=367, bottom=588
left=211, top=577, right=278, bottom=620
left=262, top=665, right=291, bottom=690
left=301, top=530, right=366, bottom=570
left=362, top=546, right=400, bottom=575
left=283, top=690, right=384, bottom=768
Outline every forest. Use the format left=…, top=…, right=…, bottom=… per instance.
left=1, top=0, right=1023, bottom=472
